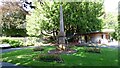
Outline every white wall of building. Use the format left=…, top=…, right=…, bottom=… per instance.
left=91, top=34, right=102, bottom=43
left=91, top=34, right=108, bottom=44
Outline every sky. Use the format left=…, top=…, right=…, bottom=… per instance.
left=0, top=0, right=120, bottom=13
left=0, top=0, right=2, bottom=6
left=104, top=0, right=119, bottom=13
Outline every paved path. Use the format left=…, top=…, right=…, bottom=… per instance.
left=1, top=46, right=35, bottom=68
left=1, top=46, right=35, bottom=53
left=0, top=62, right=31, bottom=68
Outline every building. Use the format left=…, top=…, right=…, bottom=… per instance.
left=78, top=29, right=115, bottom=45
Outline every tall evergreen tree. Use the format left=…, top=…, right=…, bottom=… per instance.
left=26, top=1, right=104, bottom=39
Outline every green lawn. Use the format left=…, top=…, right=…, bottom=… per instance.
left=1, top=46, right=118, bottom=67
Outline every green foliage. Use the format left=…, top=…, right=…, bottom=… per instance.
left=1, top=9, right=27, bottom=37
left=24, top=37, right=43, bottom=46
left=2, top=46, right=118, bottom=66
left=26, top=1, right=104, bottom=37
left=102, top=12, right=118, bottom=41
left=26, top=1, right=44, bottom=36
left=110, top=14, right=120, bottom=41
left=43, top=36, right=55, bottom=43
left=85, top=47, right=101, bottom=53
left=0, top=37, right=44, bottom=47
left=9, top=40, right=22, bottom=47
left=2, top=29, right=27, bottom=37
left=63, top=2, right=103, bottom=34
left=2, top=39, right=23, bottom=47
left=36, top=54, right=63, bottom=62
left=111, top=26, right=120, bottom=41
left=103, top=12, right=118, bottom=29
left=2, top=10, right=26, bottom=29
left=33, top=46, right=44, bottom=51
left=2, top=39, right=9, bottom=43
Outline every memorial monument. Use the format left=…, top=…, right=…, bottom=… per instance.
left=48, top=5, right=77, bottom=54
left=58, top=5, right=66, bottom=50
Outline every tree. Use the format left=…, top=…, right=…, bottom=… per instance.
left=103, top=12, right=118, bottom=29
left=63, top=2, right=104, bottom=35
left=26, top=0, right=45, bottom=37
left=26, top=1, right=104, bottom=41
left=2, top=10, right=26, bottom=29
left=1, top=0, right=27, bottom=36
left=111, top=15, right=120, bottom=41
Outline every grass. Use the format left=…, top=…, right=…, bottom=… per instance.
left=1, top=46, right=118, bottom=67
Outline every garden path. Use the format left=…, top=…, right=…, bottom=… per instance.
left=1, top=46, right=35, bottom=68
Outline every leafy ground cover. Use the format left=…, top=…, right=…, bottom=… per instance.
left=1, top=46, right=118, bottom=67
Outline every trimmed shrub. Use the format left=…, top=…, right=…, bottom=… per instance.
left=2, top=39, right=23, bottom=47
left=33, top=46, right=44, bottom=51
left=85, top=47, right=101, bottom=53
left=2, top=39, right=9, bottom=43
left=36, top=54, right=63, bottom=63
left=25, top=43, right=34, bottom=46
left=9, top=40, right=23, bottom=47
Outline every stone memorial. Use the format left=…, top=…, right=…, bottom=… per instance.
left=48, top=5, right=77, bottom=54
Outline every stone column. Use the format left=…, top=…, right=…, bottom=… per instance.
left=59, top=5, right=65, bottom=45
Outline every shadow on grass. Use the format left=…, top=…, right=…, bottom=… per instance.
left=1, top=46, right=118, bottom=67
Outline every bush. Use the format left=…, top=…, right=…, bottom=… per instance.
left=2, top=39, right=23, bottom=47
left=43, top=36, right=56, bottom=44
left=85, top=47, right=101, bottom=53
left=2, top=39, right=9, bottom=43
left=9, top=40, right=23, bottom=47
left=25, top=43, right=34, bottom=46
left=33, top=46, right=44, bottom=51
left=36, top=54, right=63, bottom=63
left=2, top=28, right=28, bottom=37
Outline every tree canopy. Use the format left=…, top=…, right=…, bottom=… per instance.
left=103, top=12, right=118, bottom=29
left=26, top=1, right=104, bottom=38
left=0, top=0, right=27, bottom=36
left=0, top=0, right=104, bottom=38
